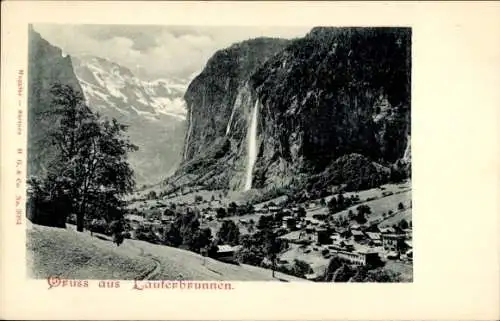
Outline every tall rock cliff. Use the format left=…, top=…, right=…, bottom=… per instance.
left=182, top=37, right=290, bottom=161
left=171, top=27, right=411, bottom=193
left=28, top=26, right=84, bottom=177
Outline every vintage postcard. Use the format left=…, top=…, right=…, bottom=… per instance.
left=1, top=1, right=499, bottom=320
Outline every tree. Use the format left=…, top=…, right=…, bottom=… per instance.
left=163, top=223, right=182, bottom=247
left=257, top=215, right=272, bottom=230
left=398, top=202, right=405, bottom=210
left=228, top=202, right=238, bottom=216
left=216, top=207, right=227, bottom=219
left=194, top=195, right=203, bottom=203
left=292, top=259, right=313, bottom=278
left=355, top=204, right=370, bottom=224
left=324, top=255, right=343, bottom=281
left=297, top=206, right=307, bottom=218
left=263, top=229, right=282, bottom=278
left=191, top=228, right=213, bottom=253
left=333, top=264, right=354, bottom=282
left=30, top=84, right=137, bottom=231
left=327, top=196, right=338, bottom=214
left=247, top=219, right=256, bottom=233
left=216, top=220, right=240, bottom=246
left=319, top=198, right=327, bottom=207
left=364, top=268, right=403, bottom=282
left=398, top=219, right=409, bottom=230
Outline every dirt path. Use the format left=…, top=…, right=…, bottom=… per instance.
left=142, top=257, right=162, bottom=280
left=127, top=242, right=162, bottom=280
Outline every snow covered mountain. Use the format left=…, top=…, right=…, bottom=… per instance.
left=72, top=55, right=188, bottom=120
left=71, top=55, right=189, bottom=185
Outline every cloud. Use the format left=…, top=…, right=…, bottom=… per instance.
left=33, top=24, right=311, bottom=80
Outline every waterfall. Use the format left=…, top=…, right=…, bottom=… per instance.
left=244, top=100, right=259, bottom=191
left=226, top=91, right=241, bottom=135
left=183, top=105, right=194, bottom=160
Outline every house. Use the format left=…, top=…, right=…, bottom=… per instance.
left=381, top=233, right=407, bottom=252
left=304, top=272, right=322, bottom=281
left=282, top=216, right=297, bottom=230
left=365, top=232, right=382, bottom=246
left=125, top=214, right=145, bottom=223
left=403, top=228, right=413, bottom=239
left=336, top=227, right=351, bottom=238
left=124, top=214, right=145, bottom=229
left=312, top=213, right=327, bottom=220
left=305, top=226, right=315, bottom=234
left=307, top=202, right=314, bottom=209
left=350, top=229, right=365, bottom=242
left=386, top=251, right=399, bottom=260
left=330, top=232, right=342, bottom=243
left=379, top=227, right=396, bottom=234
left=315, top=227, right=332, bottom=245
left=336, top=250, right=380, bottom=266
left=268, top=206, right=281, bottom=213
left=351, top=223, right=361, bottom=230
left=214, top=245, right=239, bottom=263
left=160, top=214, right=174, bottom=224
left=278, top=231, right=305, bottom=243
left=405, top=249, right=413, bottom=261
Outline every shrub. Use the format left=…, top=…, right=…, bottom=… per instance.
left=216, top=207, right=227, bottom=219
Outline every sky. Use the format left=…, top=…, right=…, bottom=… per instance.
left=33, top=24, right=311, bottom=81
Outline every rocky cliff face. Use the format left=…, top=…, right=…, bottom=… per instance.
left=171, top=27, right=411, bottom=192
left=182, top=37, right=290, bottom=161
left=28, top=26, right=84, bottom=177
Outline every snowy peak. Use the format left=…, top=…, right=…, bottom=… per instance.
left=72, top=55, right=188, bottom=121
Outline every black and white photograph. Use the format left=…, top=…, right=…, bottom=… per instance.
left=26, top=24, right=412, bottom=283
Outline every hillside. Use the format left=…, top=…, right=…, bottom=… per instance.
left=27, top=222, right=307, bottom=281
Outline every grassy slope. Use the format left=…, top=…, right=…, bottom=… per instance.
left=27, top=222, right=307, bottom=281
left=333, top=190, right=412, bottom=224
left=305, top=181, right=412, bottom=224
left=27, top=223, right=154, bottom=279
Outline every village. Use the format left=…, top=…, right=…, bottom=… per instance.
left=119, top=180, right=413, bottom=281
